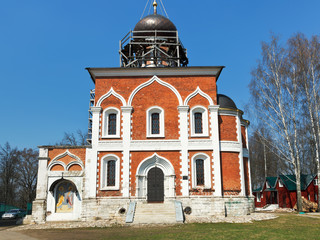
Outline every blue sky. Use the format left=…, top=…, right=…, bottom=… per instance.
left=1, top=0, right=319, bottom=149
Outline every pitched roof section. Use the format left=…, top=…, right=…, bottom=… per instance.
left=266, top=177, right=278, bottom=188
left=279, top=174, right=316, bottom=191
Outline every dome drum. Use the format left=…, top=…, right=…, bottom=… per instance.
left=119, top=14, right=188, bottom=68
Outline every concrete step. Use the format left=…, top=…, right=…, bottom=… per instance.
left=133, top=202, right=177, bottom=224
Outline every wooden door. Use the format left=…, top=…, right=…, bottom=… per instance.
left=147, top=167, right=164, bottom=202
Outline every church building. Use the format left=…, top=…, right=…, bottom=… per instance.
left=32, top=1, right=254, bottom=223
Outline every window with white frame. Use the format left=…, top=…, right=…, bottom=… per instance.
left=192, top=153, right=211, bottom=188
left=102, top=107, right=120, bottom=138
left=314, top=179, right=318, bottom=186
left=100, top=155, right=120, bottom=190
left=257, top=192, right=261, bottom=202
left=279, top=180, right=283, bottom=187
left=190, top=106, right=208, bottom=137
left=147, top=107, right=164, bottom=138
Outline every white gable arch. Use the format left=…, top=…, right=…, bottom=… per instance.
left=96, top=87, right=126, bottom=107
left=136, top=153, right=175, bottom=199
left=137, top=153, right=175, bottom=176
left=48, top=150, right=83, bottom=170
left=128, top=75, right=183, bottom=106
left=184, top=87, right=214, bottom=106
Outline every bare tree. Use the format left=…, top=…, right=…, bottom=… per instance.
left=58, top=129, right=88, bottom=146
left=249, top=127, right=286, bottom=189
left=287, top=33, right=320, bottom=210
left=250, top=34, right=306, bottom=211
left=0, top=142, right=19, bottom=205
left=16, top=148, right=38, bottom=208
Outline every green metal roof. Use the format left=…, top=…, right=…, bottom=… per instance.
left=266, top=177, right=278, bottom=188
left=279, top=174, right=315, bottom=191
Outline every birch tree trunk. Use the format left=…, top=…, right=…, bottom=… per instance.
left=249, top=34, right=310, bottom=212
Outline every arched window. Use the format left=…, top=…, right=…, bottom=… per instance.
left=194, top=112, right=203, bottom=134
left=195, top=159, right=204, bottom=186
left=151, top=113, right=160, bottom=134
left=190, top=106, right=208, bottom=137
left=108, top=113, right=117, bottom=135
left=192, top=153, right=211, bottom=188
left=107, top=160, right=116, bottom=186
left=147, top=107, right=164, bottom=137
left=102, top=108, right=120, bottom=138
left=101, top=155, right=120, bottom=190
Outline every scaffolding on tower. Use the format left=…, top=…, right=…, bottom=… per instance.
left=87, top=89, right=95, bottom=144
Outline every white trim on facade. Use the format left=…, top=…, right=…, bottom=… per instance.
left=100, top=154, right=120, bottom=190
left=190, top=106, right=209, bottom=137
left=136, top=153, right=175, bottom=199
left=184, top=87, right=214, bottom=106
left=102, top=107, right=121, bottom=138
left=46, top=177, right=82, bottom=221
left=208, top=105, right=222, bottom=196
left=96, top=87, right=126, bottom=107
left=47, top=150, right=84, bottom=171
left=191, top=153, right=211, bottom=189
left=178, top=105, right=190, bottom=197
left=146, top=106, right=165, bottom=138
left=128, top=75, right=183, bottom=106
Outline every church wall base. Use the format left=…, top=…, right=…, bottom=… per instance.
left=81, top=198, right=129, bottom=223
left=31, top=199, right=47, bottom=224
left=31, top=196, right=254, bottom=224
left=177, top=196, right=255, bottom=222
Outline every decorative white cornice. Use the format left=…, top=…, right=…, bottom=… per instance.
left=177, top=106, right=189, bottom=112
left=96, top=87, right=126, bottom=107
left=91, top=106, right=102, bottom=113
left=184, top=87, right=214, bottom=106
left=87, top=66, right=224, bottom=80
left=208, top=105, right=219, bottom=112
left=128, top=75, right=183, bottom=106
left=121, top=106, right=133, bottom=113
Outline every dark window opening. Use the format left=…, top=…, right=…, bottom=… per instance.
left=196, top=159, right=204, bottom=186
left=194, top=112, right=203, bottom=134
left=151, top=113, right=160, bottom=134
left=108, top=113, right=117, bottom=135
left=107, top=160, right=116, bottom=186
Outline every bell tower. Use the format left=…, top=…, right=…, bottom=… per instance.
left=119, top=0, right=188, bottom=68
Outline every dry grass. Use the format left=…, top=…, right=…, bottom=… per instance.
left=21, top=213, right=320, bottom=240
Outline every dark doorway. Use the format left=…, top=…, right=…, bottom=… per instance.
left=147, top=167, right=164, bottom=203
left=282, top=194, right=287, bottom=208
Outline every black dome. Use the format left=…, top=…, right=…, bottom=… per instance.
left=217, top=94, right=237, bottom=110
left=134, top=14, right=177, bottom=33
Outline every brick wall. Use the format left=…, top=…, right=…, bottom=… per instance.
left=96, top=151, right=123, bottom=197
left=219, top=115, right=237, bottom=141
left=130, top=151, right=181, bottom=196
left=221, top=152, right=241, bottom=195
left=131, top=81, right=179, bottom=140
left=188, top=150, right=214, bottom=195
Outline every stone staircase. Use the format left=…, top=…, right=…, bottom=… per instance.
left=132, top=202, right=178, bottom=224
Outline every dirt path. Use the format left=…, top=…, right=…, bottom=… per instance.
left=0, top=231, right=39, bottom=240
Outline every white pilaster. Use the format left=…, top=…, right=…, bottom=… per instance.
left=237, top=114, right=246, bottom=196
left=35, top=148, right=49, bottom=200
left=245, top=123, right=253, bottom=196
left=209, top=105, right=222, bottom=197
left=121, top=106, right=133, bottom=198
left=88, top=106, right=102, bottom=198
left=178, top=106, right=189, bottom=196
